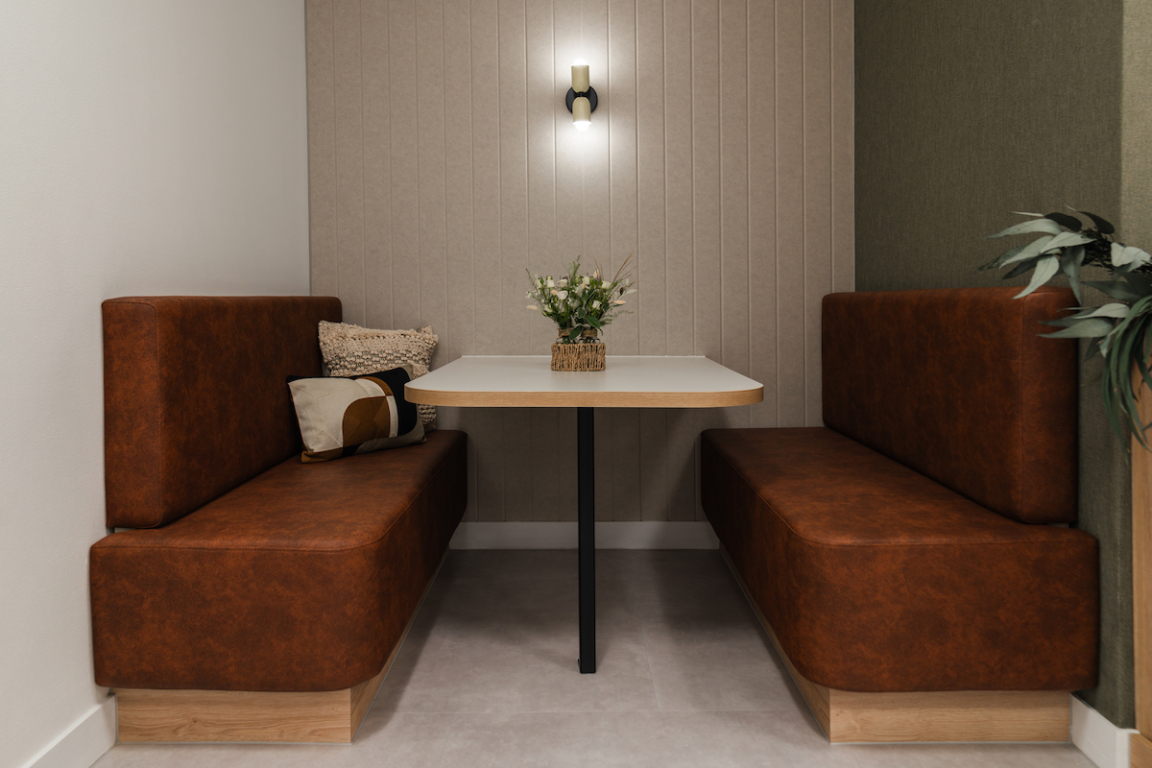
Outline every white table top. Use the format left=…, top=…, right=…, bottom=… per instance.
left=404, top=356, right=763, bottom=408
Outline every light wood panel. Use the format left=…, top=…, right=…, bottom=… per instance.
left=1135, top=376, right=1152, bottom=740
left=306, top=0, right=853, bottom=521
left=721, top=546, right=1071, bottom=743
left=1133, top=733, right=1152, bottom=768
left=116, top=554, right=445, bottom=744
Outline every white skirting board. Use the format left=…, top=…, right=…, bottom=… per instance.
left=1071, top=694, right=1139, bottom=768
left=449, top=522, right=720, bottom=550
left=19, top=696, right=116, bottom=768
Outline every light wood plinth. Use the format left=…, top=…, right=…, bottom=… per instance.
left=116, top=555, right=442, bottom=743
left=719, top=546, right=1071, bottom=743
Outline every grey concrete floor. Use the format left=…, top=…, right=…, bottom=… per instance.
left=95, top=550, right=1095, bottom=767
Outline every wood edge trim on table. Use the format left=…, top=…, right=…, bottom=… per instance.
left=1133, top=732, right=1152, bottom=768
left=404, top=386, right=764, bottom=409
left=115, top=553, right=446, bottom=744
left=718, top=545, right=1071, bottom=743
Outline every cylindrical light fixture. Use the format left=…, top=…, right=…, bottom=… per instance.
left=565, top=58, right=597, bottom=131
left=571, top=95, right=591, bottom=131
left=572, top=59, right=590, bottom=92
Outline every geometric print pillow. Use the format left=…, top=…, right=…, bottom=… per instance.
left=317, top=321, right=439, bottom=430
left=288, top=366, right=425, bottom=463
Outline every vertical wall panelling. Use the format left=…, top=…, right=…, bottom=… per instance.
left=497, top=0, right=535, bottom=521
left=661, top=0, right=699, bottom=523
left=526, top=0, right=564, bottom=522
left=801, top=0, right=832, bottom=424
left=363, top=0, right=394, bottom=329
left=773, top=0, right=805, bottom=427
left=307, top=1, right=339, bottom=297
left=334, top=1, right=367, bottom=325
left=306, top=0, right=853, bottom=522
left=388, top=0, right=420, bottom=329
left=607, top=0, right=641, bottom=522
left=636, top=0, right=670, bottom=521
left=417, top=0, right=448, bottom=362
left=470, top=0, right=505, bottom=521
left=441, top=0, right=477, bottom=519
left=690, top=0, right=724, bottom=519
left=746, top=0, right=777, bottom=428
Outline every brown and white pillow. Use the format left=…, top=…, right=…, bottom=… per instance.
left=288, top=366, right=424, bottom=463
left=318, top=321, right=438, bottom=429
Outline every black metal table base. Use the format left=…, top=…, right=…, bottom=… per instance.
left=577, top=407, right=596, bottom=673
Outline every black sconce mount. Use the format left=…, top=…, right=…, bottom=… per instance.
left=565, top=87, right=599, bottom=113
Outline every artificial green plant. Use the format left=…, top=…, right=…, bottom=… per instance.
left=981, top=209, right=1152, bottom=449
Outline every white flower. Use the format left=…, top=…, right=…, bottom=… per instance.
left=546, top=278, right=555, bottom=288
left=557, top=290, right=569, bottom=300
left=592, top=300, right=601, bottom=309
left=581, top=276, right=591, bottom=287
left=559, top=276, right=569, bottom=286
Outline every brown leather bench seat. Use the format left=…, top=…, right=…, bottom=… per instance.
left=702, top=426, right=1097, bottom=694
left=91, top=431, right=465, bottom=693
left=89, top=296, right=467, bottom=743
left=701, top=287, right=1099, bottom=743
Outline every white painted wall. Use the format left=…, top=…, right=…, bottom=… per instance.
left=0, top=3, right=310, bottom=766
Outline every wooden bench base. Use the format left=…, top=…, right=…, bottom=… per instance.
left=115, top=555, right=442, bottom=743
left=720, top=546, right=1071, bottom=743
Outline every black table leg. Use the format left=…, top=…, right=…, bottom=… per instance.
left=577, top=406, right=596, bottom=673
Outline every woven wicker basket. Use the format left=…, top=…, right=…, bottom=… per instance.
left=551, top=340, right=606, bottom=371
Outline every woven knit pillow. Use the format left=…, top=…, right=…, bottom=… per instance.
left=288, top=367, right=425, bottom=462
left=318, top=321, right=438, bottom=429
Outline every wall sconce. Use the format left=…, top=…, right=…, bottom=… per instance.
left=565, top=59, right=598, bottom=131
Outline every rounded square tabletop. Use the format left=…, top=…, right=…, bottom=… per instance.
left=404, top=356, right=764, bottom=408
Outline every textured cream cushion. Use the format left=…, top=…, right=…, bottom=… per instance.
left=288, top=367, right=425, bottom=462
left=319, top=321, right=438, bottom=429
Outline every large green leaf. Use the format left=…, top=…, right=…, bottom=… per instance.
left=1072, top=208, right=1116, bottom=235
left=1112, top=242, right=1152, bottom=267
left=1002, top=255, right=1043, bottom=279
left=987, top=219, right=1063, bottom=239
left=1059, top=245, right=1086, bottom=303
left=1068, top=303, right=1130, bottom=320
left=1038, top=317, right=1116, bottom=339
left=1045, top=212, right=1083, bottom=231
left=1000, top=235, right=1056, bottom=266
left=1126, top=272, right=1152, bottom=294
left=1014, top=255, right=1060, bottom=298
left=1084, top=280, right=1145, bottom=302
left=1042, top=231, right=1094, bottom=252
left=978, top=246, right=1025, bottom=271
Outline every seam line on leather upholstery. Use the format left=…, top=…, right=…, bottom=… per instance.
left=712, top=447, right=1088, bottom=551
left=100, top=438, right=464, bottom=554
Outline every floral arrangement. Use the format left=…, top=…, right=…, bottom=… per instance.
left=526, top=256, right=635, bottom=343
left=981, top=208, right=1152, bottom=448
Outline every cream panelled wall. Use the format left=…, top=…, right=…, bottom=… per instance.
left=305, top=0, right=853, bottom=522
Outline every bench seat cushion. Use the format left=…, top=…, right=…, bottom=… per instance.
left=91, top=430, right=467, bottom=693
left=701, top=427, right=1098, bottom=693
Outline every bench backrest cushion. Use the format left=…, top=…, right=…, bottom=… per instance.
left=103, top=296, right=342, bottom=528
left=821, top=286, right=1077, bottom=525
